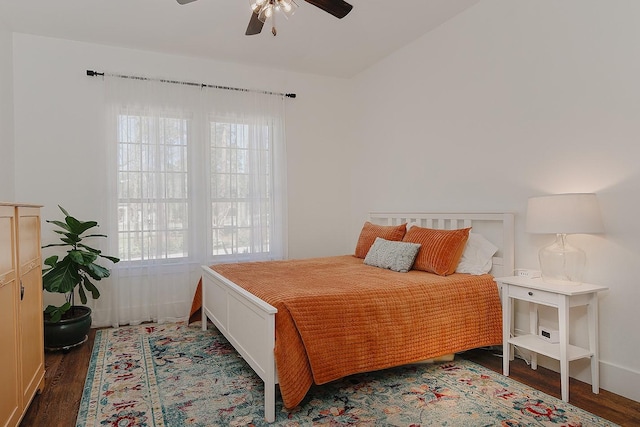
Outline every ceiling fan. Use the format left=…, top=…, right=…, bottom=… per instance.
left=176, top=0, right=353, bottom=36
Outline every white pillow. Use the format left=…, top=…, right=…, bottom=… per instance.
left=455, top=232, right=499, bottom=275
left=364, top=237, right=421, bottom=273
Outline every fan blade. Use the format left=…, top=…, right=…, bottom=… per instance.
left=176, top=0, right=199, bottom=4
left=246, top=12, right=265, bottom=35
left=304, top=0, right=353, bottom=19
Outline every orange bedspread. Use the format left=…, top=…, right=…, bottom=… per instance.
left=195, top=255, right=502, bottom=409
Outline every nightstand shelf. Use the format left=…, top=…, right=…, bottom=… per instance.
left=508, top=335, right=592, bottom=362
left=495, top=275, right=608, bottom=403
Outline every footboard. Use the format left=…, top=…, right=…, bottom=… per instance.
left=200, top=265, right=278, bottom=423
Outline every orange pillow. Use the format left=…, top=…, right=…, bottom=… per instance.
left=354, top=222, right=407, bottom=259
left=402, top=226, right=471, bottom=275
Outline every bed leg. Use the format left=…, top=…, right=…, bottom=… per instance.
left=201, top=310, right=207, bottom=331
left=264, top=381, right=275, bottom=423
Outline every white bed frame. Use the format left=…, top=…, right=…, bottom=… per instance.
left=200, top=212, right=514, bottom=422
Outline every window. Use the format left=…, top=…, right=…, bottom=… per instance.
left=103, top=76, right=286, bottom=326
left=113, top=98, right=285, bottom=264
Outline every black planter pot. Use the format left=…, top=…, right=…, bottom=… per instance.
left=43, top=305, right=92, bottom=351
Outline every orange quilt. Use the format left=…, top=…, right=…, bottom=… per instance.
left=193, top=255, right=502, bottom=409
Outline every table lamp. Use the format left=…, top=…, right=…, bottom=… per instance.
left=525, top=193, right=604, bottom=284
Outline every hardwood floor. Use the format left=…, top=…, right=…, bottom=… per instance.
left=21, top=328, right=98, bottom=427
left=462, top=347, right=640, bottom=427
left=21, top=332, right=640, bottom=426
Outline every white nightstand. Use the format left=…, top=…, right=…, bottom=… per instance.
left=495, top=276, right=608, bottom=402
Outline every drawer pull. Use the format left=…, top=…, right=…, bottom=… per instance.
left=528, top=291, right=534, bottom=296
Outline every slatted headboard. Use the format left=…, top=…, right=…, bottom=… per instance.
left=368, top=212, right=514, bottom=278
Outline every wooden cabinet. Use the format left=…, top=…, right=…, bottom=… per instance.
left=0, top=206, right=21, bottom=427
left=0, top=203, right=45, bottom=427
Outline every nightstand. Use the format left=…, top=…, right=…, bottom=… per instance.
left=495, top=276, right=608, bottom=402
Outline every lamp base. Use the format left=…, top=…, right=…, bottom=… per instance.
left=539, top=234, right=586, bottom=285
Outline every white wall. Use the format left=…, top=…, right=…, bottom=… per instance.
left=349, top=0, right=640, bottom=401
left=11, top=34, right=352, bottom=260
left=0, top=19, right=14, bottom=201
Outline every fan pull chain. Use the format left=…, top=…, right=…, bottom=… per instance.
left=272, top=8, right=277, bottom=36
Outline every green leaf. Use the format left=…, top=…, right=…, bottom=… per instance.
left=42, top=255, right=58, bottom=275
left=66, top=216, right=98, bottom=235
left=44, top=255, right=59, bottom=267
left=78, top=243, right=100, bottom=254
left=44, top=301, right=71, bottom=323
left=42, top=258, right=82, bottom=293
left=48, top=310, right=61, bottom=323
left=100, top=254, right=121, bottom=264
left=47, top=219, right=71, bottom=232
left=78, top=282, right=88, bottom=304
left=41, top=242, right=71, bottom=249
left=82, top=263, right=111, bottom=280
left=61, top=232, right=81, bottom=243
left=77, top=246, right=119, bottom=264
left=69, top=249, right=98, bottom=266
left=83, top=234, right=108, bottom=239
left=82, top=277, right=100, bottom=300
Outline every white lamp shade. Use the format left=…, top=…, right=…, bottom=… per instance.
left=526, top=193, right=604, bottom=235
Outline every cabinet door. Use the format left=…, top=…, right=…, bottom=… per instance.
left=0, top=206, right=21, bottom=427
left=17, top=207, right=45, bottom=404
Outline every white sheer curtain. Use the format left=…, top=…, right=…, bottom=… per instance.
left=91, top=76, right=287, bottom=327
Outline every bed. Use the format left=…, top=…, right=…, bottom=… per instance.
left=199, top=212, right=514, bottom=422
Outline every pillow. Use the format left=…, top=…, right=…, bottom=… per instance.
left=354, top=221, right=407, bottom=259
left=364, top=237, right=421, bottom=273
left=456, top=232, right=499, bottom=275
left=402, top=226, right=471, bottom=276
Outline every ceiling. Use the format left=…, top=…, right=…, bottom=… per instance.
left=0, top=0, right=480, bottom=78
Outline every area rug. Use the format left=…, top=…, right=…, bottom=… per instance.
left=76, top=322, right=617, bottom=426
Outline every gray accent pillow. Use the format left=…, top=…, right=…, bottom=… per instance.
left=364, top=237, right=421, bottom=273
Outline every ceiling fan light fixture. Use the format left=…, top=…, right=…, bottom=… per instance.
left=250, top=0, right=264, bottom=11
left=278, top=0, right=298, bottom=19
left=257, top=3, right=273, bottom=22
left=252, top=0, right=297, bottom=24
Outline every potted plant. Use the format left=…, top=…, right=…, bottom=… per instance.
left=42, top=206, right=119, bottom=350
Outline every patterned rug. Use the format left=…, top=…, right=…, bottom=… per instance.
left=76, top=322, right=617, bottom=426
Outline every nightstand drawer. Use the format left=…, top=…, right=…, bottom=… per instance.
left=508, top=285, right=558, bottom=305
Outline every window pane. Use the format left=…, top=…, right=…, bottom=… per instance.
left=117, top=113, right=189, bottom=261
left=209, top=119, right=272, bottom=257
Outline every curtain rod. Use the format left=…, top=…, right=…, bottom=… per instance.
left=86, top=69, right=296, bottom=99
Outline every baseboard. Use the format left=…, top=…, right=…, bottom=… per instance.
left=599, top=360, right=640, bottom=402
left=512, top=346, right=640, bottom=403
